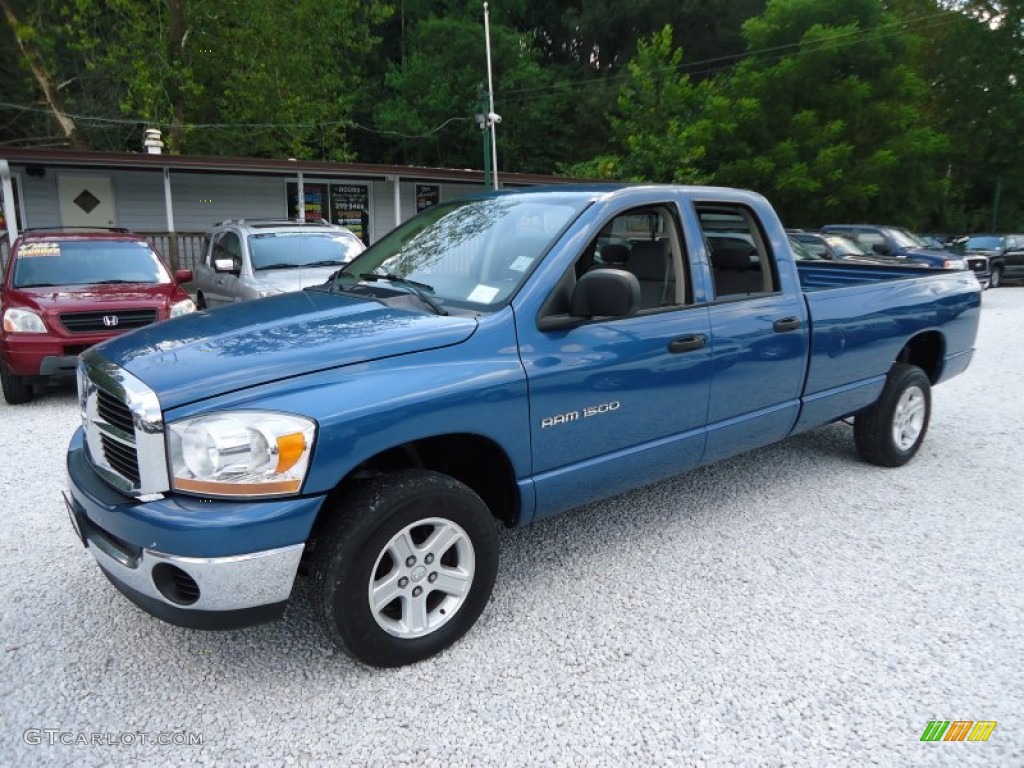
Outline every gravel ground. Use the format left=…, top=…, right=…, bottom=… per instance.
left=1, top=288, right=1022, bottom=767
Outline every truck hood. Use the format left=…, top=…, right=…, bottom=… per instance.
left=244, top=266, right=340, bottom=294
left=93, top=290, right=478, bottom=408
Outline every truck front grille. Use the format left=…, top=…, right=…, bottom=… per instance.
left=100, top=434, right=142, bottom=486
left=61, top=309, right=158, bottom=333
left=97, top=389, right=135, bottom=434
left=78, top=352, right=168, bottom=497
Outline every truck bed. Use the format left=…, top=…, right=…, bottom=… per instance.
left=795, top=260, right=940, bottom=289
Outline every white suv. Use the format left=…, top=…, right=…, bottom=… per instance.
left=194, top=219, right=365, bottom=309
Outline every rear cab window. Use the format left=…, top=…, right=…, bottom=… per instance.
left=694, top=203, right=778, bottom=300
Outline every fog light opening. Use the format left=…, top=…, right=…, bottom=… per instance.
left=152, top=563, right=201, bottom=606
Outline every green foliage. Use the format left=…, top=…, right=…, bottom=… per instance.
left=0, top=0, right=1021, bottom=230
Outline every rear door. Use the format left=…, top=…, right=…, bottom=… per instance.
left=692, top=201, right=809, bottom=463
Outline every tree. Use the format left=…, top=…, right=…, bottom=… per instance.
left=371, top=12, right=581, bottom=174
left=0, top=0, right=391, bottom=158
left=897, top=0, right=1024, bottom=230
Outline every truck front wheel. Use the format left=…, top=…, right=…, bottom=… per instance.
left=854, top=363, right=931, bottom=467
left=312, top=469, right=499, bottom=667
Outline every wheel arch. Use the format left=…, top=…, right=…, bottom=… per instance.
left=310, top=432, right=521, bottom=543
left=895, top=331, right=944, bottom=383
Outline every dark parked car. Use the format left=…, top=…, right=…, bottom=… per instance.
left=952, top=234, right=1024, bottom=288
left=819, top=224, right=989, bottom=287
left=788, top=231, right=884, bottom=262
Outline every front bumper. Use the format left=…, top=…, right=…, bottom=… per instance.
left=66, top=428, right=324, bottom=629
left=2, top=333, right=105, bottom=378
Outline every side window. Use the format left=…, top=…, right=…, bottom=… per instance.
left=857, top=231, right=886, bottom=250
left=695, top=203, right=776, bottom=299
left=582, top=205, right=690, bottom=311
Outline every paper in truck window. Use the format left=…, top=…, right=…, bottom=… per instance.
left=509, top=256, right=533, bottom=272
left=19, top=242, right=61, bottom=258
left=467, top=284, right=500, bottom=303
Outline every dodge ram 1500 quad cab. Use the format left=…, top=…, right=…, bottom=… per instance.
left=65, top=185, right=981, bottom=666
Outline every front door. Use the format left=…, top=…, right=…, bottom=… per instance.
left=519, top=201, right=714, bottom=522
left=58, top=175, right=116, bottom=228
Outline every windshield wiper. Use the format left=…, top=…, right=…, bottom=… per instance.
left=302, top=259, right=346, bottom=267
left=358, top=272, right=448, bottom=316
left=254, top=262, right=300, bottom=271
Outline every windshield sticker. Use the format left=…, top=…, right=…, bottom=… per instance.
left=509, top=256, right=533, bottom=272
left=467, top=284, right=500, bottom=303
left=19, top=242, right=61, bottom=258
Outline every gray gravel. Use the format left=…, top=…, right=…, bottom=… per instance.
left=2, top=288, right=1022, bottom=767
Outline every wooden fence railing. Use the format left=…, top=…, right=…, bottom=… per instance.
left=138, top=232, right=207, bottom=272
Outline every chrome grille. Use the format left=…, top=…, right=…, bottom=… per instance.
left=61, top=309, right=157, bottom=333
left=97, top=389, right=135, bottom=434
left=100, top=434, right=141, bottom=485
left=78, top=351, right=168, bottom=497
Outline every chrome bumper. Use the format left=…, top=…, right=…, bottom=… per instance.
left=64, top=490, right=303, bottom=626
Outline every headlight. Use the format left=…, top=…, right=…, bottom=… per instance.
left=2, top=307, right=47, bottom=333
left=167, top=411, right=316, bottom=497
left=170, top=298, right=196, bottom=317
left=942, top=259, right=966, bottom=270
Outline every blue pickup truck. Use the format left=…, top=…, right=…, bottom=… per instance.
left=65, top=185, right=981, bottom=667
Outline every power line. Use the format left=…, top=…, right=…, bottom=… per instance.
left=0, top=7, right=972, bottom=137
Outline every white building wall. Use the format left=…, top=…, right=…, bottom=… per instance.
left=10, top=163, right=505, bottom=240
left=168, top=173, right=284, bottom=231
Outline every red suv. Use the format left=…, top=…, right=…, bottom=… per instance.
left=1, top=229, right=195, bottom=404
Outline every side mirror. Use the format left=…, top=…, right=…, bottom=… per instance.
left=214, top=258, right=236, bottom=273
left=538, top=269, right=641, bottom=331
left=175, top=269, right=193, bottom=283
left=872, top=244, right=891, bottom=256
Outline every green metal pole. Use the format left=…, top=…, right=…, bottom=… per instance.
left=480, top=91, right=492, bottom=190
left=992, top=176, right=1002, bottom=231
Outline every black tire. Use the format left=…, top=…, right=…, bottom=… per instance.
left=989, top=265, right=1002, bottom=289
left=195, top=292, right=207, bottom=310
left=854, top=363, right=931, bottom=467
left=1, top=362, right=34, bottom=405
left=311, top=469, right=498, bottom=667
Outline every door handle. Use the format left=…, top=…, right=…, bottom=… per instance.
left=668, top=334, right=707, bottom=353
left=772, top=317, right=801, bottom=333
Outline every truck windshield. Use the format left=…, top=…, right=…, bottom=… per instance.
left=887, top=228, right=924, bottom=249
left=334, top=193, right=587, bottom=310
left=249, top=232, right=365, bottom=270
left=12, top=240, right=170, bottom=288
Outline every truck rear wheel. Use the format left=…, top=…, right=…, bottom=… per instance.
left=1, top=362, right=34, bottom=405
left=854, top=363, right=931, bottom=467
left=311, top=469, right=498, bottom=667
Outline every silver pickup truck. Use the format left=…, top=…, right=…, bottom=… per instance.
left=193, top=219, right=365, bottom=308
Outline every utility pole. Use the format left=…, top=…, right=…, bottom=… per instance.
left=483, top=3, right=499, bottom=190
